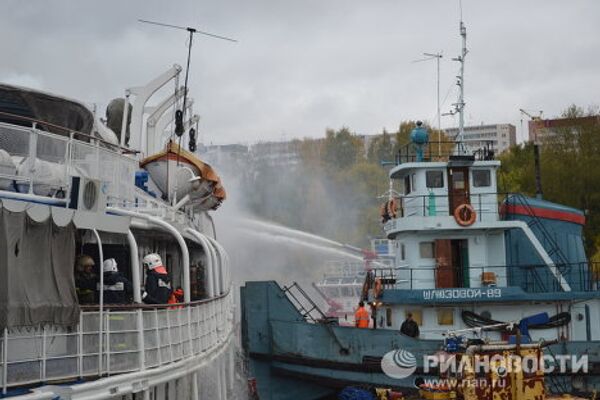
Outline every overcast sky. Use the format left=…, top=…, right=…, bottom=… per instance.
left=2, top=1, right=599, bottom=145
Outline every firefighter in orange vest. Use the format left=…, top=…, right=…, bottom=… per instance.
left=354, top=301, right=370, bottom=328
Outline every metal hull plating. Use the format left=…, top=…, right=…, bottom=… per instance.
left=241, top=281, right=600, bottom=399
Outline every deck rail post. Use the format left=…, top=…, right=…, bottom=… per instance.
left=2, top=327, right=7, bottom=395
left=92, top=229, right=104, bottom=376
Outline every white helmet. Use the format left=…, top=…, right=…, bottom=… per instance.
left=143, top=253, right=163, bottom=270
left=103, top=258, right=118, bottom=273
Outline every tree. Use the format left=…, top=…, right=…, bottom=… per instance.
left=367, top=129, right=394, bottom=165
left=323, top=127, right=363, bottom=169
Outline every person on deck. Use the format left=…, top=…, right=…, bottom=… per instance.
left=142, top=253, right=172, bottom=304
left=400, top=313, right=420, bottom=338
left=74, top=255, right=97, bottom=304
left=98, top=258, right=133, bottom=304
left=354, top=301, right=370, bottom=328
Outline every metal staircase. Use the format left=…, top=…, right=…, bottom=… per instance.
left=543, top=345, right=571, bottom=394
left=509, top=194, right=572, bottom=290
left=281, top=282, right=350, bottom=354
left=511, top=194, right=570, bottom=266
left=282, top=282, right=328, bottom=323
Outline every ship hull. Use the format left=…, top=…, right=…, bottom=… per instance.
left=241, top=281, right=600, bottom=399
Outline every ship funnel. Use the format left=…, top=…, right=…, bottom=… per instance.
left=410, top=121, right=429, bottom=162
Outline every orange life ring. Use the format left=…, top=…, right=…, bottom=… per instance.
left=374, top=278, right=383, bottom=298
left=454, top=203, right=477, bottom=226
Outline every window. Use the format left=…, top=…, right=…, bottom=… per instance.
left=426, top=171, right=444, bottom=188
left=411, top=174, right=417, bottom=191
left=472, top=170, right=491, bottom=187
left=419, top=242, right=435, bottom=259
left=437, top=309, right=454, bottom=325
left=451, top=170, right=465, bottom=190
left=386, top=307, right=393, bottom=327
left=404, top=175, right=411, bottom=195
left=399, top=243, right=406, bottom=260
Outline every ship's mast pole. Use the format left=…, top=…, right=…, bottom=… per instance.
left=457, top=21, right=467, bottom=154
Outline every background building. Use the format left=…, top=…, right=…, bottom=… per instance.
left=528, top=116, right=600, bottom=143
left=445, top=123, right=516, bottom=154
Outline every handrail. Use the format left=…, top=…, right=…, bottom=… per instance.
left=0, top=290, right=234, bottom=391
left=0, top=111, right=137, bottom=154
left=79, top=287, right=232, bottom=311
left=395, top=139, right=496, bottom=164
left=367, top=262, right=597, bottom=293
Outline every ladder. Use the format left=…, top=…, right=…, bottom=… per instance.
left=282, top=282, right=350, bottom=354
left=543, top=345, right=571, bottom=394
left=282, top=282, right=328, bottom=323
left=510, top=194, right=571, bottom=280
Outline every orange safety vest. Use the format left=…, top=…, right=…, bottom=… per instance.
left=355, top=307, right=370, bottom=328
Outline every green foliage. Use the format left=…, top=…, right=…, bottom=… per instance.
left=367, top=129, right=394, bottom=165
left=323, top=127, right=364, bottom=169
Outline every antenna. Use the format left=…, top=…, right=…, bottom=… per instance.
left=417, top=52, right=443, bottom=157
left=442, top=13, right=468, bottom=155
left=138, top=19, right=237, bottom=152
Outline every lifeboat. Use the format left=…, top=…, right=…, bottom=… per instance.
left=140, top=141, right=226, bottom=210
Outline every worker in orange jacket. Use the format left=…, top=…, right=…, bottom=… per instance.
left=354, top=301, right=370, bottom=328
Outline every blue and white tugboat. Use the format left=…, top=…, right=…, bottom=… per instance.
left=241, top=20, right=600, bottom=400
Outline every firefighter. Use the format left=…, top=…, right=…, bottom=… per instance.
left=142, top=253, right=172, bottom=304
left=74, top=255, right=97, bottom=304
left=98, top=258, right=133, bottom=304
left=354, top=301, right=370, bottom=328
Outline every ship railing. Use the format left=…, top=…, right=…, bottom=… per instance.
left=0, top=290, right=234, bottom=393
left=372, top=262, right=599, bottom=293
left=0, top=120, right=138, bottom=206
left=395, top=140, right=496, bottom=164
left=386, top=192, right=502, bottom=223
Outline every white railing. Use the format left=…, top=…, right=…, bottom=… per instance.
left=0, top=122, right=138, bottom=204
left=0, top=291, right=234, bottom=392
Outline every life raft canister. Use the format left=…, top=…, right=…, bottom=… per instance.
left=453, top=203, right=477, bottom=226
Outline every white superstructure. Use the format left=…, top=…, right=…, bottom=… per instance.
left=0, top=67, right=239, bottom=399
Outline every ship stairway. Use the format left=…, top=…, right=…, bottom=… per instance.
left=282, top=282, right=328, bottom=323
left=511, top=194, right=572, bottom=287
left=282, top=282, right=350, bottom=354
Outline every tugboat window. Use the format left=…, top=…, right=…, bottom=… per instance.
left=419, top=242, right=435, bottom=259
left=426, top=171, right=444, bottom=188
left=437, top=309, right=454, bottom=325
left=404, top=175, right=411, bottom=195
left=472, top=170, right=491, bottom=187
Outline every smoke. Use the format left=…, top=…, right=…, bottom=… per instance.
left=206, top=145, right=367, bottom=298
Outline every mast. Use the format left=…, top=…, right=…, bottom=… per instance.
left=445, top=19, right=468, bottom=155
left=457, top=20, right=467, bottom=151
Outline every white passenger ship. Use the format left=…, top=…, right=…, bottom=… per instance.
left=0, top=65, right=238, bottom=399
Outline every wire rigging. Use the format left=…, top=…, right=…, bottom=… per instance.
left=138, top=18, right=237, bottom=160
